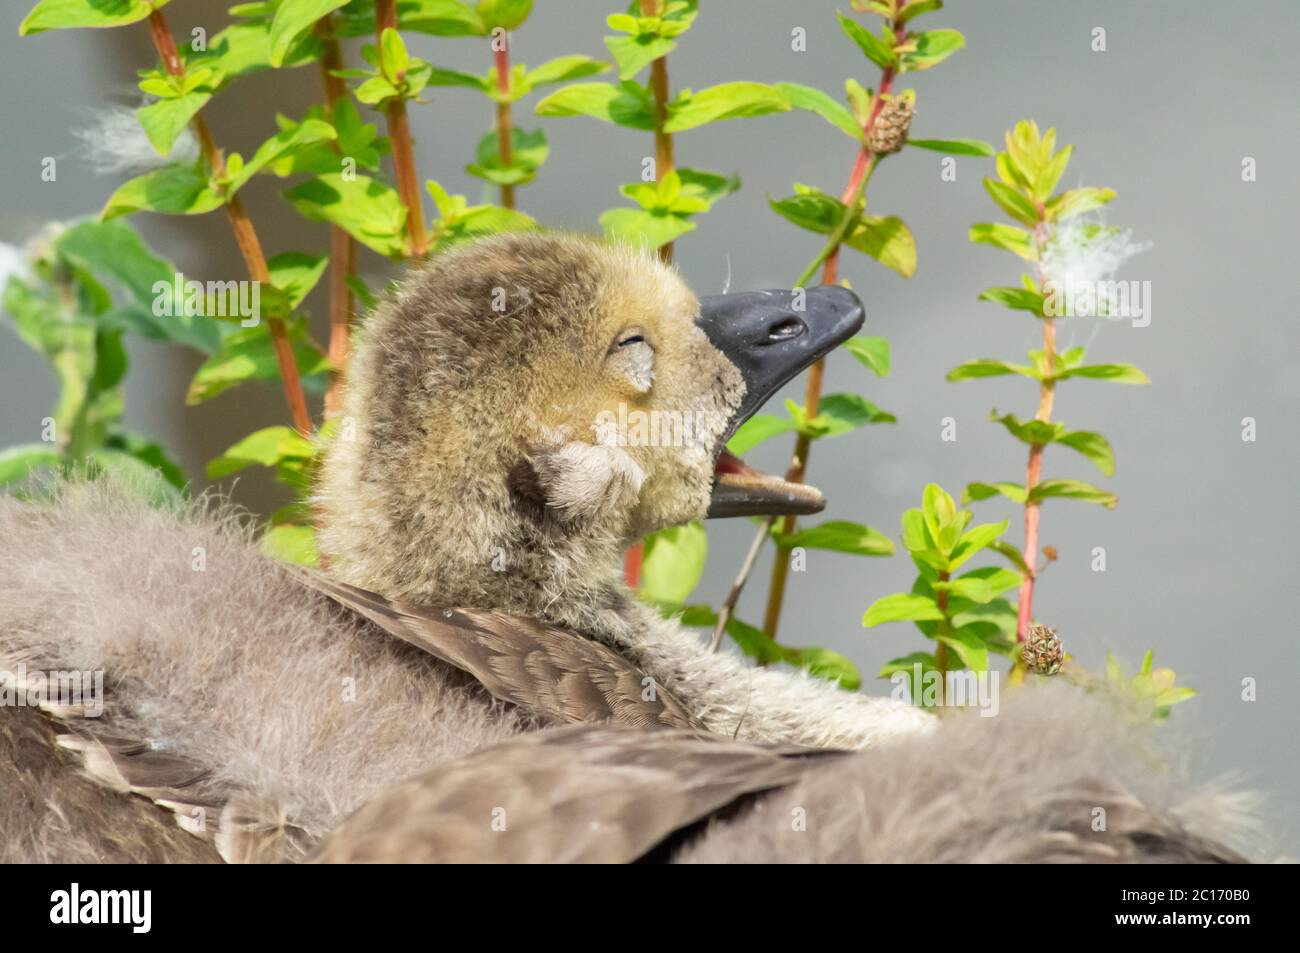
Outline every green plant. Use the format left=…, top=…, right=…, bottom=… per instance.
left=1096, top=650, right=1196, bottom=722
left=410, top=2, right=609, bottom=210
left=0, top=220, right=194, bottom=494
left=863, top=484, right=1021, bottom=705
left=679, top=0, right=992, bottom=677
left=536, top=0, right=787, bottom=263
left=955, top=119, right=1149, bottom=641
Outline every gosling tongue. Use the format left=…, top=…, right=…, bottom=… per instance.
left=707, top=450, right=825, bottom=519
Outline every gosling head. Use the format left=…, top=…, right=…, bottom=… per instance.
left=317, top=232, right=862, bottom=620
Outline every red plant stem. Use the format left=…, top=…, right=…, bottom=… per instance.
left=642, top=0, right=674, bottom=266
left=494, top=35, right=515, bottom=210
left=1017, top=219, right=1057, bottom=640
left=146, top=9, right=312, bottom=436
left=759, top=8, right=907, bottom=641
left=376, top=0, right=429, bottom=257
left=624, top=0, right=674, bottom=588
left=317, top=15, right=356, bottom=419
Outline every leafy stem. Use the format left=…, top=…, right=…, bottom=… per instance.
left=760, top=3, right=909, bottom=642
left=1018, top=219, right=1056, bottom=640
left=144, top=7, right=311, bottom=436
left=376, top=0, right=429, bottom=257
left=642, top=0, right=676, bottom=264
left=934, top=570, right=950, bottom=704
left=493, top=32, right=516, bottom=210
left=315, top=12, right=356, bottom=419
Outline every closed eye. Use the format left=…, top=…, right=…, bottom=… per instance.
left=618, top=334, right=646, bottom=347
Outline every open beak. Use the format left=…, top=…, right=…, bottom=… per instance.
left=695, top=286, right=865, bottom=519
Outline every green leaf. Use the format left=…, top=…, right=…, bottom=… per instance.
left=522, top=54, right=608, bottom=90
left=1055, top=429, right=1115, bottom=476
left=806, top=392, right=895, bottom=437
left=267, top=251, right=328, bottom=309
left=946, top=359, right=1038, bottom=382
left=725, top=413, right=796, bottom=456
left=1048, top=186, right=1115, bottom=221
left=773, top=82, right=861, bottom=140
left=269, top=0, right=350, bottom=67
left=700, top=612, right=860, bottom=689
left=207, top=425, right=314, bottom=478
left=978, top=285, right=1045, bottom=317
left=52, top=219, right=220, bottom=354
left=0, top=444, right=62, bottom=487
left=598, top=207, right=694, bottom=250
left=284, top=174, right=407, bottom=257
left=897, top=1, right=944, bottom=24
left=921, top=483, right=958, bottom=545
left=878, top=652, right=938, bottom=702
left=899, top=28, right=964, bottom=72
left=845, top=215, right=916, bottom=278
left=989, top=411, right=1065, bottom=447
left=535, top=81, right=654, bottom=130
left=1033, top=144, right=1072, bottom=202
left=790, top=646, right=862, bottom=691
left=948, top=520, right=1009, bottom=571
left=676, top=167, right=740, bottom=208
left=963, top=481, right=1028, bottom=504
left=769, top=191, right=916, bottom=277
left=186, top=323, right=329, bottom=405
left=640, top=521, right=708, bottom=605
left=844, top=336, right=890, bottom=377
left=379, top=27, right=410, bottom=80
left=183, top=20, right=323, bottom=91
left=425, top=182, right=536, bottom=250
left=337, top=0, right=485, bottom=37
left=901, top=508, right=940, bottom=562
left=936, top=629, right=988, bottom=672
left=20, top=0, right=167, bottom=35
left=773, top=520, right=894, bottom=557
left=1027, top=479, right=1117, bottom=509
left=984, top=178, right=1040, bottom=227
left=467, top=127, right=549, bottom=186
left=663, top=82, right=791, bottom=133
left=478, top=0, right=532, bottom=31
left=228, top=118, right=336, bottom=194
left=261, top=523, right=319, bottom=566
left=837, top=12, right=896, bottom=69
left=907, top=137, right=995, bottom=157
left=424, top=66, right=489, bottom=90
left=988, top=540, right=1031, bottom=575
left=969, top=222, right=1037, bottom=261
left=940, top=567, right=1021, bottom=604
left=864, top=593, right=944, bottom=627
left=1055, top=363, right=1150, bottom=385
left=768, top=190, right=840, bottom=234
left=136, top=92, right=211, bottom=155
left=845, top=78, right=872, bottom=126
left=102, top=162, right=225, bottom=221
left=106, top=432, right=187, bottom=490
left=604, top=33, right=675, bottom=80
left=879, top=651, right=938, bottom=679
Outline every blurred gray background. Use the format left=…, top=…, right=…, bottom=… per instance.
left=2, top=1, right=1296, bottom=853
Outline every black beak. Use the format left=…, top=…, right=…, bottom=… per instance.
left=695, top=286, right=865, bottom=519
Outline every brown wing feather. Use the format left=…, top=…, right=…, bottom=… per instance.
left=309, top=725, right=843, bottom=864
left=292, top=569, right=702, bottom=730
